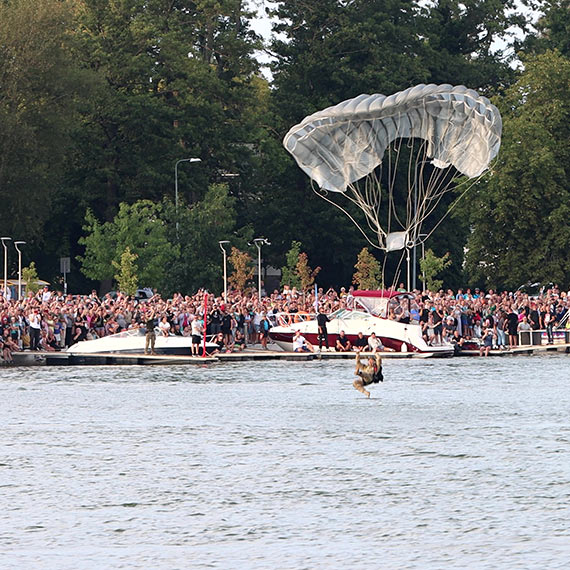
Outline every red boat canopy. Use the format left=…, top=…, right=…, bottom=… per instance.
left=353, top=290, right=410, bottom=299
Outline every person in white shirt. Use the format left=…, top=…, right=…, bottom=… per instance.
left=41, top=286, right=52, bottom=303
left=190, top=316, right=203, bottom=356
left=367, top=332, right=384, bottom=352
left=158, top=316, right=171, bottom=337
left=292, top=330, right=313, bottom=352
left=28, top=308, right=42, bottom=351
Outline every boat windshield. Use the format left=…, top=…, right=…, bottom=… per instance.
left=329, top=308, right=371, bottom=320
left=105, top=328, right=145, bottom=340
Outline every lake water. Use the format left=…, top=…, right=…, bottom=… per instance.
left=1, top=354, right=569, bottom=569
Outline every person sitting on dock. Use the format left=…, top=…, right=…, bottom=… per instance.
left=450, top=330, right=465, bottom=355
left=353, top=352, right=383, bottom=398
left=292, top=330, right=313, bottom=352
left=212, top=332, right=226, bottom=354
left=158, top=316, right=171, bottom=337
left=353, top=332, right=368, bottom=352
left=335, top=330, right=352, bottom=352
left=367, top=332, right=394, bottom=352
left=1, top=330, right=17, bottom=363
left=367, top=332, right=383, bottom=352
left=233, top=329, right=246, bottom=351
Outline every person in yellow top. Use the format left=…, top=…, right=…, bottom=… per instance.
left=353, top=352, right=383, bottom=398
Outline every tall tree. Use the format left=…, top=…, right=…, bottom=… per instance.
left=79, top=200, right=178, bottom=291
left=353, top=248, right=382, bottom=290
left=42, top=0, right=266, bottom=288
left=164, top=183, right=248, bottom=295
left=0, top=0, right=83, bottom=242
left=522, top=0, right=570, bottom=57
left=464, top=50, right=570, bottom=289
left=422, top=0, right=529, bottom=94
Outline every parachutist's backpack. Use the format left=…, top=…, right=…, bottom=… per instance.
left=372, top=366, right=384, bottom=383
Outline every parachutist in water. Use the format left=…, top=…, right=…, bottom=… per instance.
left=353, top=352, right=383, bottom=398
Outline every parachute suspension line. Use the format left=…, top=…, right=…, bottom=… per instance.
left=418, top=173, right=486, bottom=244
left=388, top=137, right=407, bottom=234
left=310, top=181, right=384, bottom=251
left=348, top=177, right=385, bottom=246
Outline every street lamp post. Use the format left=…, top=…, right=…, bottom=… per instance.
left=412, top=234, right=429, bottom=291
left=1, top=236, right=11, bottom=298
left=175, top=158, right=201, bottom=235
left=219, top=240, right=230, bottom=303
left=253, top=238, right=270, bottom=303
left=14, top=241, right=26, bottom=301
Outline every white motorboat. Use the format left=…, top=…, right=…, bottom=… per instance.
left=269, top=290, right=454, bottom=357
left=66, top=328, right=217, bottom=355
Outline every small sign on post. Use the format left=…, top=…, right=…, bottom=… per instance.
left=60, top=257, right=71, bottom=295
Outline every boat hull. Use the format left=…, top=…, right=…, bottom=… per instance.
left=269, top=309, right=454, bottom=357
left=67, top=329, right=217, bottom=355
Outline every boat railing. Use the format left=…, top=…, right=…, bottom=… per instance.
left=271, top=311, right=316, bottom=327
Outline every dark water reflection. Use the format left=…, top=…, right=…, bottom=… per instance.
left=1, top=355, right=569, bottom=569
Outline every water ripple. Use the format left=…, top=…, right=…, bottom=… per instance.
left=0, top=355, right=569, bottom=568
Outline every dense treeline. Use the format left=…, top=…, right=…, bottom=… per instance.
left=1, top=0, right=568, bottom=294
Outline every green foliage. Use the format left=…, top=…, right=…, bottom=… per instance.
left=420, top=249, right=452, bottom=292
left=22, top=262, right=40, bottom=295
left=2, top=0, right=568, bottom=292
left=464, top=51, right=570, bottom=289
left=112, top=246, right=138, bottom=296
left=164, top=183, right=243, bottom=295
left=0, top=0, right=84, bottom=242
left=281, top=241, right=302, bottom=289
left=353, top=248, right=382, bottom=290
left=523, top=0, right=570, bottom=57
left=78, top=200, right=178, bottom=292
left=280, top=240, right=320, bottom=291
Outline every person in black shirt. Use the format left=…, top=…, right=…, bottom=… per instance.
left=506, top=310, right=519, bottom=348
left=221, top=311, right=232, bottom=346
left=209, top=306, right=222, bottom=335
left=73, top=321, right=88, bottom=343
left=316, top=308, right=330, bottom=350
left=353, top=332, right=368, bottom=352
left=335, top=330, right=352, bottom=352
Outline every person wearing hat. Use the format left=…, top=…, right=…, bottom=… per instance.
left=292, top=329, right=313, bottom=352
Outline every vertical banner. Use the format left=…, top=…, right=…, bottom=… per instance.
left=314, top=283, right=318, bottom=314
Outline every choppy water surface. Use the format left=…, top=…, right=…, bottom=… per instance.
left=1, top=354, right=569, bottom=569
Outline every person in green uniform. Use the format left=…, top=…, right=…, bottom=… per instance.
left=144, top=309, right=157, bottom=355
left=353, top=352, right=383, bottom=398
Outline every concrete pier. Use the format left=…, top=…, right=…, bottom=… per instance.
left=3, top=342, right=568, bottom=367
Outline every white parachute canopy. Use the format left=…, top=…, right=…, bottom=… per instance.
left=283, top=84, right=502, bottom=251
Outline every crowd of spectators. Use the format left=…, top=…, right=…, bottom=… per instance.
left=1, top=282, right=568, bottom=363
